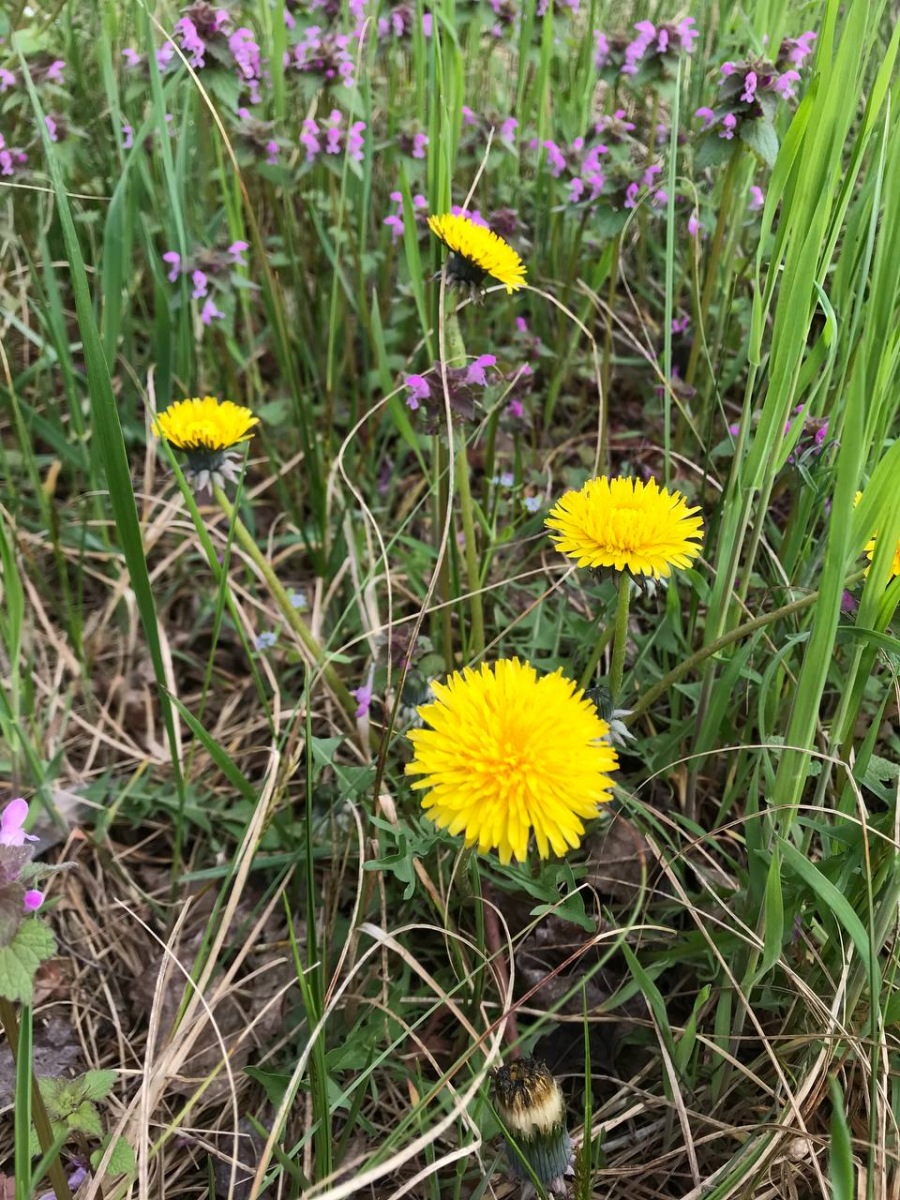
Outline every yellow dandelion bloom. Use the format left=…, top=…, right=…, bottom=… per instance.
left=406, top=658, right=618, bottom=864
left=546, top=476, right=704, bottom=579
left=153, top=396, right=259, bottom=453
left=427, top=212, right=526, bottom=294
left=854, top=490, right=900, bottom=578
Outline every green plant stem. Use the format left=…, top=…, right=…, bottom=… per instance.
left=0, top=999, right=72, bottom=1200
left=609, top=572, right=632, bottom=703
left=600, top=233, right=620, bottom=467
left=455, top=429, right=485, bottom=657
left=626, top=570, right=866, bottom=724
left=684, top=148, right=741, bottom=388
left=212, top=486, right=358, bottom=722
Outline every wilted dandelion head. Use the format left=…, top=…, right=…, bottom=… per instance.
left=494, top=1058, right=572, bottom=1190
left=427, top=212, right=526, bottom=295
left=405, top=658, right=618, bottom=864
left=546, top=476, right=703, bottom=579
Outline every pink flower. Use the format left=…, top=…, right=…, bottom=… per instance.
left=201, top=298, right=225, bottom=325
left=466, top=355, right=496, bottom=386
left=46, top=59, right=65, bottom=84
left=157, top=42, right=176, bottom=70
left=748, top=185, right=765, bottom=212
left=720, top=61, right=736, bottom=76
left=162, top=251, right=181, bottom=282
left=623, top=19, right=655, bottom=74
left=191, top=269, right=209, bottom=299
left=44, top=115, right=58, bottom=142
left=774, top=70, right=800, bottom=99
left=404, top=374, right=431, bottom=409
left=675, top=17, right=698, bottom=51
left=688, top=212, right=703, bottom=237
left=594, top=30, right=610, bottom=68
left=500, top=116, right=518, bottom=141
left=325, top=110, right=343, bottom=154
left=695, top=106, right=716, bottom=130
left=783, top=31, right=816, bottom=66
left=348, top=121, right=365, bottom=161
left=542, top=139, right=566, bottom=177
left=230, top=28, right=261, bottom=80
left=351, top=680, right=374, bottom=718
left=623, top=181, right=640, bottom=208
left=741, top=70, right=757, bottom=102
left=300, top=118, right=320, bottom=161
left=266, top=139, right=279, bottom=164
left=728, top=422, right=740, bottom=436
left=719, top=112, right=737, bottom=139
left=412, top=131, right=428, bottom=159
left=23, top=890, right=43, bottom=912
left=0, top=68, right=14, bottom=90
left=568, top=176, right=585, bottom=203
left=515, top=317, right=529, bottom=334
left=175, top=17, right=206, bottom=67
left=672, top=315, right=690, bottom=334
left=384, top=214, right=404, bottom=242
left=228, top=241, right=249, bottom=265
left=462, top=105, right=477, bottom=127
left=123, top=123, right=133, bottom=149
left=451, top=205, right=488, bottom=227
left=507, top=398, right=524, bottom=419
left=423, top=13, right=433, bottom=36
left=0, top=799, right=38, bottom=848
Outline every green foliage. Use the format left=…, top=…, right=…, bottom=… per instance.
left=0, top=921, right=56, bottom=1004
left=31, top=1071, right=134, bottom=1179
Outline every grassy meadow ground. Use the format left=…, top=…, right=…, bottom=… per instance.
left=1, top=0, right=900, bottom=1196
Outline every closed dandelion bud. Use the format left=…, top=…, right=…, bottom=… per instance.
left=494, top=1059, right=573, bottom=1196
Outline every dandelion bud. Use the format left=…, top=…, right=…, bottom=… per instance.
left=493, top=1059, right=573, bottom=1196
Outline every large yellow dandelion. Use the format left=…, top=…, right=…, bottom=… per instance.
left=546, top=476, right=703, bottom=579
left=855, top=491, right=900, bottom=579
left=427, top=212, right=526, bottom=294
left=153, top=395, right=259, bottom=452
left=406, top=658, right=618, bottom=864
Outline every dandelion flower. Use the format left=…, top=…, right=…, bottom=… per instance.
left=154, top=395, right=259, bottom=491
left=406, top=658, right=618, bottom=864
left=427, top=211, right=526, bottom=295
left=855, top=490, right=900, bottom=578
left=546, top=476, right=703, bottom=579
left=494, top=1059, right=573, bottom=1193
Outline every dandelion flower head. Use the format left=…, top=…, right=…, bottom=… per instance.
left=855, top=490, right=900, bottom=579
left=427, top=212, right=526, bottom=294
left=406, top=657, right=618, bottom=864
left=153, top=395, right=259, bottom=452
left=546, top=475, right=703, bottom=578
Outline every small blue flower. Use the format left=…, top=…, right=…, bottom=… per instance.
left=523, top=495, right=541, bottom=513
left=255, top=631, right=277, bottom=651
left=289, top=591, right=308, bottom=610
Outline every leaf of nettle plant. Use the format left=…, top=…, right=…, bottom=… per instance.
left=0, top=920, right=56, bottom=1003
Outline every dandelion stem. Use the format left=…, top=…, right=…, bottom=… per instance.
left=600, top=233, right=621, bottom=468
left=212, top=486, right=358, bottom=723
left=684, top=147, right=741, bottom=389
left=626, top=570, right=866, bottom=724
left=0, top=998, right=72, bottom=1200
left=609, top=572, right=632, bottom=702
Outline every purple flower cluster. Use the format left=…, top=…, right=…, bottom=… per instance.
left=376, top=4, right=433, bottom=40
left=595, top=19, right=698, bottom=76
left=784, top=404, right=830, bottom=465
left=299, top=110, right=366, bottom=163
left=398, top=128, right=429, bottom=159
left=0, top=798, right=44, bottom=914
left=161, top=240, right=249, bottom=327
left=237, top=108, right=280, bottom=164
left=384, top=191, right=427, bottom=243
left=291, top=25, right=357, bottom=86
left=0, top=133, right=27, bottom=176
left=126, top=7, right=263, bottom=102
left=695, top=37, right=815, bottom=140
left=404, top=356, right=497, bottom=424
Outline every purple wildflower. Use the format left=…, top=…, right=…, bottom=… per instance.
left=123, top=123, right=133, bottom=149
left=230, top=27, right=261, bottom=80
left=347, top=121, right=365, bottom=161
left=351, top=679, right=374, bottom=719
left=466, top=355, right=496, bottom=386
left=45, top=59, right=65, bottom=84
left=324, top=110, right=343, bottom=154
left=774, top=70, right=800, bottom=99
left=507, top=398, right=524, bottom=419
left=157, top=42, right=176, bottom=70
left=462, top=105, right=477, bottom=127
left=0, top=799, right=38, bottom=848
left=228, top=241, right=249, bottom=266
left=162, top=251, right=181, bottom=282
left=175, top=17, right=206, bottom=67
left=741, top=70, right=757, bottom=102
left=122, top=48, right=141, bottom=67
left=201, top=297, right=225, bottom=325
left=781, top=31, right=816, bottom=67
left=719, top=112, right=737, bottom=139
left=0, top=68, right=14, bottom=91
left=191, top=269, right=209, bottom=299
left=672, top=316, right=690, bottom=335
left=265, top=139, right=279, bottom=164
left=594, top=30, right=611, bottom=68
left=500, top=116, right=518, bottom=140
left=542, top=139, right=567, bottom=177
left=695, top=106, right=716, bottom=130
left=728, top=422, right=740, bottom=437
left=623, top=181, right=640, bottom=208
left=688, top=212, right=703, bottom=237
left=23, top=890, right=43, bottom=912
left=412, top=131, right=428, bottom=158
left=404, top=373, right=431, bottom=410
left=44, top=115, right=58, bottom=142
left=300, top=117, right=321, bottom=161
left=748, top=185, right=765, bottom=212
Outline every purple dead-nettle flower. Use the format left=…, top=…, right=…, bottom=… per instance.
left=695, top=106, right=716, bottom=130
left=157, top=42, right=176, bottom=70
left=347, top=121, right=365, bottom=161
left=728, top=422, right=741, bottom=436
left=779, top=31, right=816, bottom=67
left=688, top=212, right=703, bottom=237
left=568, top=177, right=585, bottom=203
left=773, top=70, right=800, bottom=98
left=123, top=123, right=133, bottom=149
left=23, top=889, right=43, bottom=912
left=622, top=17, right=696, bottom=76
left=466, top=354, right=496, bottom=386
left=293, top=26, right=356, bottom=86
left=500, top=116, right=518, bottom=140
left=422, top=12, right=433, bottom=36
left=450, top=204, right=489, bottom=228
left=0, top=799, right=38, bottom=848
left=191, top=269, right=209, bottom=299
left=748, top=184, right=765, bottom=211
left=228, top=241, right=249, bottom=266
left=542, top=140, right=567, bottom=177
left=201, top=297, right=225, bottom=325
left=623, top=181, right=640, bottom=208
left=404, top=373, right=431, bottom=410
left=507, top=397, right=524, bottom=419
left=594, top=30, right=611, bottom=68
left=45, top=59, right=65, bottom=84
left=300, top=117, right=321, bottom=161
left=122, top=47, right=141, bottom=67
left=719, top=112, right=737, bottom=139
left=324, top=109, right=343, bottom=154
left=0, top=68, right=14, bottom=91
left=230, top=27, right=262, bottom=80
left=741, top=70, right=757, bottom=102
left=44, top=115, right=58, bottom=142
left=162, top=251, right=181, bottom=281
left=412, top=131, right=428, bottom=159
left=351, top=675, right=374, bottom=719
left=175, top=17, right=207, bottom=67
left=672, top=315, right=690, bottom=335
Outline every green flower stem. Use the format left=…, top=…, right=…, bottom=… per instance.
left=212, top=486, right=358, bottom=723
left=443, top=309, right=485, bottom=657
left=684, top=147, right=741, bottom=388
left=625, top=569, right=866, bottom=725
left=600, top=233, right=621, bottom=468
left=608, top=572, right=632, bottom=703
left=0, top=998, right=72, bottom=1200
